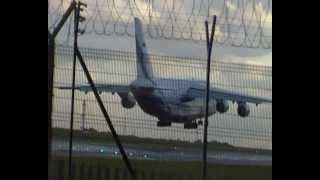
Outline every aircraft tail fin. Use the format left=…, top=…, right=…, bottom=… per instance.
left=134, top=17, right=154, bottom=79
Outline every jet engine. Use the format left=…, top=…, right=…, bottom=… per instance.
left=118, top=93, right=136, bottom=109
left=237, top=102, right=250, bottom=117
left=216, top=100, right=229, bottom=113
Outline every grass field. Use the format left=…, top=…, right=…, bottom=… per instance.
left=51, top=156, right=272, bottom=180
left=52, top=128, right=272, bottom=155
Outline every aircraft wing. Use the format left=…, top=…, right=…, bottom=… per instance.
left=55, top=83, right=131, bottom=94
left=188, top=87, right=272, bottom=105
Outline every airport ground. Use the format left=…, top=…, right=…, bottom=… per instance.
left=50, top=128, right=272, bottom=179
left=52, top=128, right=272, bottom=155
left=51, top=155, right=272, bottom=180
left=52, top=139, right=272, bottom=166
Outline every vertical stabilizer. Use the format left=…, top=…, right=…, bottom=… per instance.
left=134, top=17, right=154, bottom=79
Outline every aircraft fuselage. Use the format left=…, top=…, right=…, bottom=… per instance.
left=130, top=78, right=216, bottom=123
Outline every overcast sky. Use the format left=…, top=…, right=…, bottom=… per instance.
left=49, top=0, right=272, bottom=66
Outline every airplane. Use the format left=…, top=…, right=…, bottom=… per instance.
left=56, top=17, right=272, bottom=129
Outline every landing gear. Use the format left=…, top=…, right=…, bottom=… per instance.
left=157, top=121, right=172, bottom=127
left=184, top=121, right=198, bottom=129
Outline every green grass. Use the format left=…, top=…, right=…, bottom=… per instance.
left=53, top=128, right=272, bottom=154
left=51, top=156, right=272, bottom=180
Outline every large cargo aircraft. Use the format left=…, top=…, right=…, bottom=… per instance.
left=57, top=17, right=272, bottom=129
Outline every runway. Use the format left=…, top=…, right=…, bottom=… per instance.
left=52, top=139, right=272, bottom=166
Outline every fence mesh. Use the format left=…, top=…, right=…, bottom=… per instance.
left=50, top=44, right=271, bottom=179
left=52, top=45, right=271, bottom=148
left=49, top=1, right=272, bottom=179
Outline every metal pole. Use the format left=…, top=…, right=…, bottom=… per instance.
left=81, top=100, right=86, bottom=131
left=202, top=15, right=216, bottom=180
left=209, top=16, right=216, bottom=52
left=68, top=3, right=79, bottom=180
left=48, top=32, right=54, bottom=180
left=75, top=49, right=136, bottom=180
left=48, top=2, right=76, bottom=180
left=49, top=1, right=76, bottom=42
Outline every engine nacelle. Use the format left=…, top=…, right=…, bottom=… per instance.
left=118, top=93, right=136, bottom=109
left=237, top=102, right=250, bottom=117
left=216, top=100, right=229, bottom=113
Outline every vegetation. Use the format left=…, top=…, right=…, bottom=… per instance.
left=51, top=156, right=272, bottom=180
left=52, top=128, right=271, bottom=154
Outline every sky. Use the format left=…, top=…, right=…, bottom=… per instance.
left=49, top=0, right=272, bottom=149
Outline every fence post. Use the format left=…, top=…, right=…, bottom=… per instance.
left=48, top=2, right=76, bottom=180
left=48, top=35, right=54, bottom=180
left=202, top=15, right=217, bottom=180
left=68, top=2, right=81, bottom=180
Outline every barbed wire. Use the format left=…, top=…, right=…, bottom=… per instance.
left=48, top=0, right=272, bottom=49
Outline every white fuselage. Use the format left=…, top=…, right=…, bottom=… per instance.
left=130, top=78, right=216, bottom=123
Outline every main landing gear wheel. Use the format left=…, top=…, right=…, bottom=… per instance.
left=184, top=121, right=198, bottom=129
left=157, top=121, right=172, bottom=127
